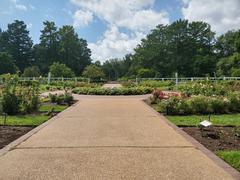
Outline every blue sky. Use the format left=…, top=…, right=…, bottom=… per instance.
left=1, top=0, right=240, bottom=61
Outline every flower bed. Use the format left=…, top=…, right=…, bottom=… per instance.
left=150, top=89, right=240, bottom=115
left=72, top=86, right=153, bottom=95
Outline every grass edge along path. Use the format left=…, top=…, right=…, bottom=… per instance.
left=166, top=114, right=240, bottom=126
left=216, top=151, right=240, bottom=172
left=0, top=115, right=49, bottom=126
left=39, top=104, right=68, bottom=112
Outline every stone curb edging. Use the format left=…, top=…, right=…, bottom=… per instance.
left=141, top=100, right=240, bottom=180
left=0, top=100, right=81, bottom=157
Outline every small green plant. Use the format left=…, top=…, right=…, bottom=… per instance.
left=49, top=94, right=57, bottom=103
left=49, top=93, right=74, bottom=105
left=1, top=75, right=20, bottom=115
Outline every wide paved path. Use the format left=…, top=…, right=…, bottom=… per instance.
left=0, top=95, right=238, bottom=179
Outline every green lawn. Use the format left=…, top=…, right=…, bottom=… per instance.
left=0, top=115, right=49, bottom=126
left=216, top=151, right=240, bottom=172
left=166, top=114, right=240, bottom=126
left=39, top=104, right=68, bottom=112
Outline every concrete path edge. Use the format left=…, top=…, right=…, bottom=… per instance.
left=0, top=100, right=82, bottom=157
left=0, top=96, right=239, bottom=179
left=141, top=100, right=240, bottom=179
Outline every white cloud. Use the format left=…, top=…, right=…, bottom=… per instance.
left=117, top=10, right=169, bottom=32
left=182, top=0, right=240, bottom=34
left=70, top=0, right=167, bottom=32
left=11, top=0, right=27, bottom=11
left=89, top=25, right=145, bottom=60
left=27, top=23, right=32, bottom=29
left=15, top=4, right=27, bottom=11
left=70, top=0, right=169, bottom=60
left=73, top=10, right=93, bottom=28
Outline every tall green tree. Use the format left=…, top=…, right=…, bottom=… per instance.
left=49, top=62, right=75, bottom=77
left=217, top=53, right=240, bottom=76
left=131, top=19, right=216, bottom=77
left=83, top=64, right=105, bottom=81
left=216, top=30, right=240, bottom=57
left=35, top=21, right=59, bottom=74
left=5, top=20, right=33, bottom=72
left=0, top=52, right=17, bottom=74
left=58, top=25, right=91, bottom=75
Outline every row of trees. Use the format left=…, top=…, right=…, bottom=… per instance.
left=102, top=20, right=240, bottom=79
left=1, top=19, right=240, bottom=79
left=0, top=20, right=91, bottom=76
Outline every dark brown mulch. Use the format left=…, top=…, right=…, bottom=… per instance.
left=0, top=126, right=34, bottom=149
left=181, top=126, right=240, bottom=152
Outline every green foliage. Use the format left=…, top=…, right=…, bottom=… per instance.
left=130, top=20, right=216, bottom=77
left=35, top=21, right=59, bottom=74
left=178, top=81, right=228, bottom=96
left=137, top=68, right=155, bottom=78
left=49, top=93, right=74, bottom=105
left=83, top=64, right=105, bottom=81
left=20, top=81, right=40, bottom=113
left=153, top=93, right=240, bottom=115
left=231, top=68, right=240, bottom=77
left=39, top=104, right=67, bottom=112
left=217, top=151, right=240, bottom=171
left=58, top=25, right=91, bottom=75
left=217, top=53, right=240, bottom=76
left=0, top=115, right=49, bottom=126
left=22, top=66, right=41, bottom=77
left=216, top=30, right=240, bottom=57
left=139, top=80, right=174, bottom=89
left=0, top=75, right=40, bottom=115
left=4, top=20, right=33, bottom=72
left=102, top=55, right=132, bottom=80
left=72, top=87, right=153, bottom=95
left=49, top=62, right=75, bottom=77
left=35, top=22, right=91, bottom=75
left=167, top=114, right=240, bottom=126
left=1, top=75, right=20, bottom=115
left=0, top=52, right=17, bottom=74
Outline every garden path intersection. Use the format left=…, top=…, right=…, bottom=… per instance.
left=0, top=91, right=239, bottom=179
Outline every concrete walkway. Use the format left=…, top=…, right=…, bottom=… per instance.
left=102, top=83, right=123, bottom=88
left=0, top=95, right=239, bottom=179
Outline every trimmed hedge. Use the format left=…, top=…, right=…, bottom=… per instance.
left=72, top=86, right=153, bottom=95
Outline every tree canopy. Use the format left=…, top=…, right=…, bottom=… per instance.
left=49, top=62, right=75, bottom=78
left=0, top=20, right=91, bottom=76
left=129, top=20, right=216, bottom=77
left=0, top=52, right=17, bottom=74
left=83, top=64, right=105, bottom=81
left=0, top=19, right=240, bottom=78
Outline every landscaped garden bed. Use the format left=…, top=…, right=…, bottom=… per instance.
left=147, top=81, right=240, bottom=172
left=181, top=126, right=240, bottom=151
left=72, top=86, right=153, bottom=95
left=0, top=75, right=75, bottom=149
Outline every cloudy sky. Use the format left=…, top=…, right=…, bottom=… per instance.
left=0, top=0, right=240, bottom=61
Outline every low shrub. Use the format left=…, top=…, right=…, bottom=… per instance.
left=227, top=92, right=240, bottom=112
left=153, top=95, right=237, bottom=115
left=178, top=81, right=228, bottom=96
left=64, top=93, right=74, bottom=104
left=2, top=91, right=20, bottom=115
left=139, top=80, right=174, bottom=89
left=72, top=86, right=153, bottom=95
left=0, top=75, right=40, bottom=115
left=20, top=81, right=40, bottom=113
left=49, top=93, right=74, bottom=105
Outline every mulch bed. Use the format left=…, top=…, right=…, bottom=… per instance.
left=0, top=126, right=34, bottom=149
left=181, top=126, right=240, bottom=152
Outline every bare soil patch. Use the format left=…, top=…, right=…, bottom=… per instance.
left=0, top=126, right=34, bottom=149
left=181, top=126, right=240, bottom=152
